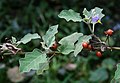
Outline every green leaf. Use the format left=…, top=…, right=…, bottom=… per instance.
left=74, top=35, right=91, bottom=57
left=102, top=58, right=116, bottom=70
left=42, top=25, right=58, bottom=48
left=58, top=9, right=82, bottom=22
left=114, top=63, right=120, bottom=80
left=58, top=32, right=83, bottom=55
left=19, top=49, right=48, bottom=74
left=17, top=33, right=41, bottom=44
left=59, top=32, right=83, bottom=44
left=58, top=41, right=74, bottom=55
left=89, top=68, right=108, bottom=82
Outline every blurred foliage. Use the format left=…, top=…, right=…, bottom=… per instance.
left=0, top=0, right=120, bottom=83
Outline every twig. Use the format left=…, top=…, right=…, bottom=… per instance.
left=48, top=52, right=56, bottom=61
left=107, top=47, right=120, bottom=50
left=2, top=52, right=25, bottom=56
left=93, top=46, right=120, bottom=51
left=91, top=35, right=102, bottom=43
left=105, top=36, right=109, bottom=43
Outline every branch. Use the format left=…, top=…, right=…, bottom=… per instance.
left=107, top=47, right=120, bottom=50
left=93, top=46, right=120, bottom=51
left=2, top=51, right=61, bottom=56
left=2, top=52, right=25, bottom=56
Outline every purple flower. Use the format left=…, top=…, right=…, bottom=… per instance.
left=92, top=15, right=99, bottom=23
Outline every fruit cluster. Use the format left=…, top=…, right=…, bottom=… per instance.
left=82, top=42, right=102, bottom=57
left=82, top=29, right=114, bottom=57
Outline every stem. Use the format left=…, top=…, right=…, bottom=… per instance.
left=92, top=23, right=95, bottom=34
left=93, top=46, right=120, bottom=50
left=107, top=47, right=120, bottom=50
left=48, top=52, right=56, bottom=61
left=2, top=51, right=60, bottom=57
left=92, top=34, right=102, bottom=43
left=87, top=24, right=93, bottom=34
left=2, top=52, right=25, bottom=56
left=108, top=36, right=110, bottom=46
left=105, top=36, right=109, bottom=43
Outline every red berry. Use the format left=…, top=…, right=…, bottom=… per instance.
left=88, top=44, right=92, bottom=50
left=104, top=29, right=114, bottom=36
left=51, top=42, right=58, bottom=50
left=96, top=51, right=102, bottom=57
left=82, top=42, right=88, bottom=48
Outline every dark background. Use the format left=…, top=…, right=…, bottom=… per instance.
left=0, top=0, right=120, bottom=83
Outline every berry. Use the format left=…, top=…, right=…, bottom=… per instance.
left=96, top=51, right=102, bottom=57
left=51, top=42, right=58, bottom=50
left=104, top=29, right=114, bottom=36
left=82, top=42, right=88, bottom=48
left=88, top=44, right=92, bottom=50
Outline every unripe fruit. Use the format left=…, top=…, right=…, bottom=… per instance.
left=96, top=51, right=102, bottom=57
left=104, top=29, right=114, bottom=36
left=82, top=42, right=88, bottom=48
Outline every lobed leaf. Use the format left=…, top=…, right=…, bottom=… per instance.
left=58, top=32, right=83, bottom=55
left=59, top=32, right=83, bottom=44
left=58, top=40, right=74, bottom=55
left=19, top=49, right=48, bottom=75
left=42, top=25, right=58, bottom=48
left=58, top=9, right=82, bottom=22
left=83, top=8, right=91, bottom=19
